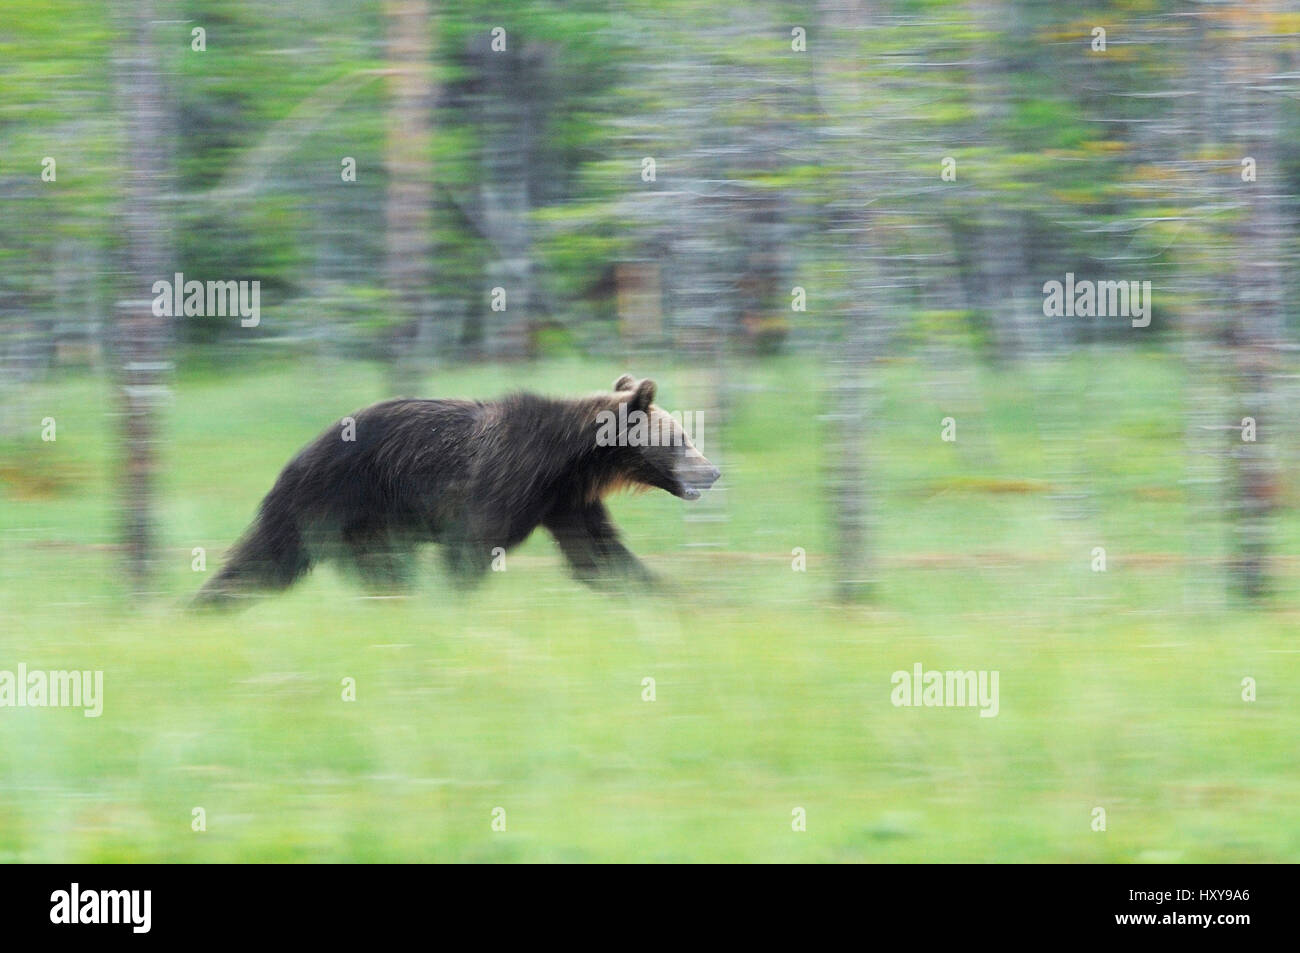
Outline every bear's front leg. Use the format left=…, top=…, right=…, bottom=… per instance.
left=543, top=501, right=660, bottom=589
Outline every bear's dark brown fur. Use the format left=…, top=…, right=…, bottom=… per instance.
left=192, top=376, right=719, bottom=608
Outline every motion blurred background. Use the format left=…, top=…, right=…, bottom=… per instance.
left=1, top=0, right=1298, bottom=861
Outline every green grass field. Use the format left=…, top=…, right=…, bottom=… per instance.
left=2, top=352, right=1297, bottom=862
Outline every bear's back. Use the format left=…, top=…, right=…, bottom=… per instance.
left=269, top=398, right=487, bottom=527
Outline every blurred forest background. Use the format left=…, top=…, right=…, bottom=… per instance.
left=2, top=0, right=1300, bottom=862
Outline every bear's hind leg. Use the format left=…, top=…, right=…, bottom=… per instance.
left=191, top=512, right=311, bottom=610
left=341, top=523, right=416, bottom=594
left=441, top=540, right=493, bottom=589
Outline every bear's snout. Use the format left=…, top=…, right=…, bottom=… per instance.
left=677, top=458, right=721, bottom=500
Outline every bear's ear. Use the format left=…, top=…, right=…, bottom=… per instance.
left=613, top=374, right=636, bottom=392
left=631, top=378, right=657, bottom=411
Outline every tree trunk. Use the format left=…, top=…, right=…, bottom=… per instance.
left=816, top=0, right=884, bottom=602
left=970, top=0, right=1037, bottom=364
left=475, top=37, right=543, bottom=361
left=383, top=0, right=437, bottom=394
left=1225, top=3, right=1287, bottom=600
left=112, top=0, right=172, bottom=595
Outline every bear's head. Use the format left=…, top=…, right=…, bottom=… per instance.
left=597, top=375, right=721, bottom=501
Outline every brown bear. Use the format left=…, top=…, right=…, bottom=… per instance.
left=192, top=375, right=719, bottom=608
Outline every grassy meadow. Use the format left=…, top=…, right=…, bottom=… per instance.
left=1, top=352, right=1298, bottom=862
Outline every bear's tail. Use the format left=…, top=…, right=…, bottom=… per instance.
left=190, top=508, right=311, bottom=611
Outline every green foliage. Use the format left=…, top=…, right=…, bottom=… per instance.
left=5, top=0, right=1295, bottom=353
